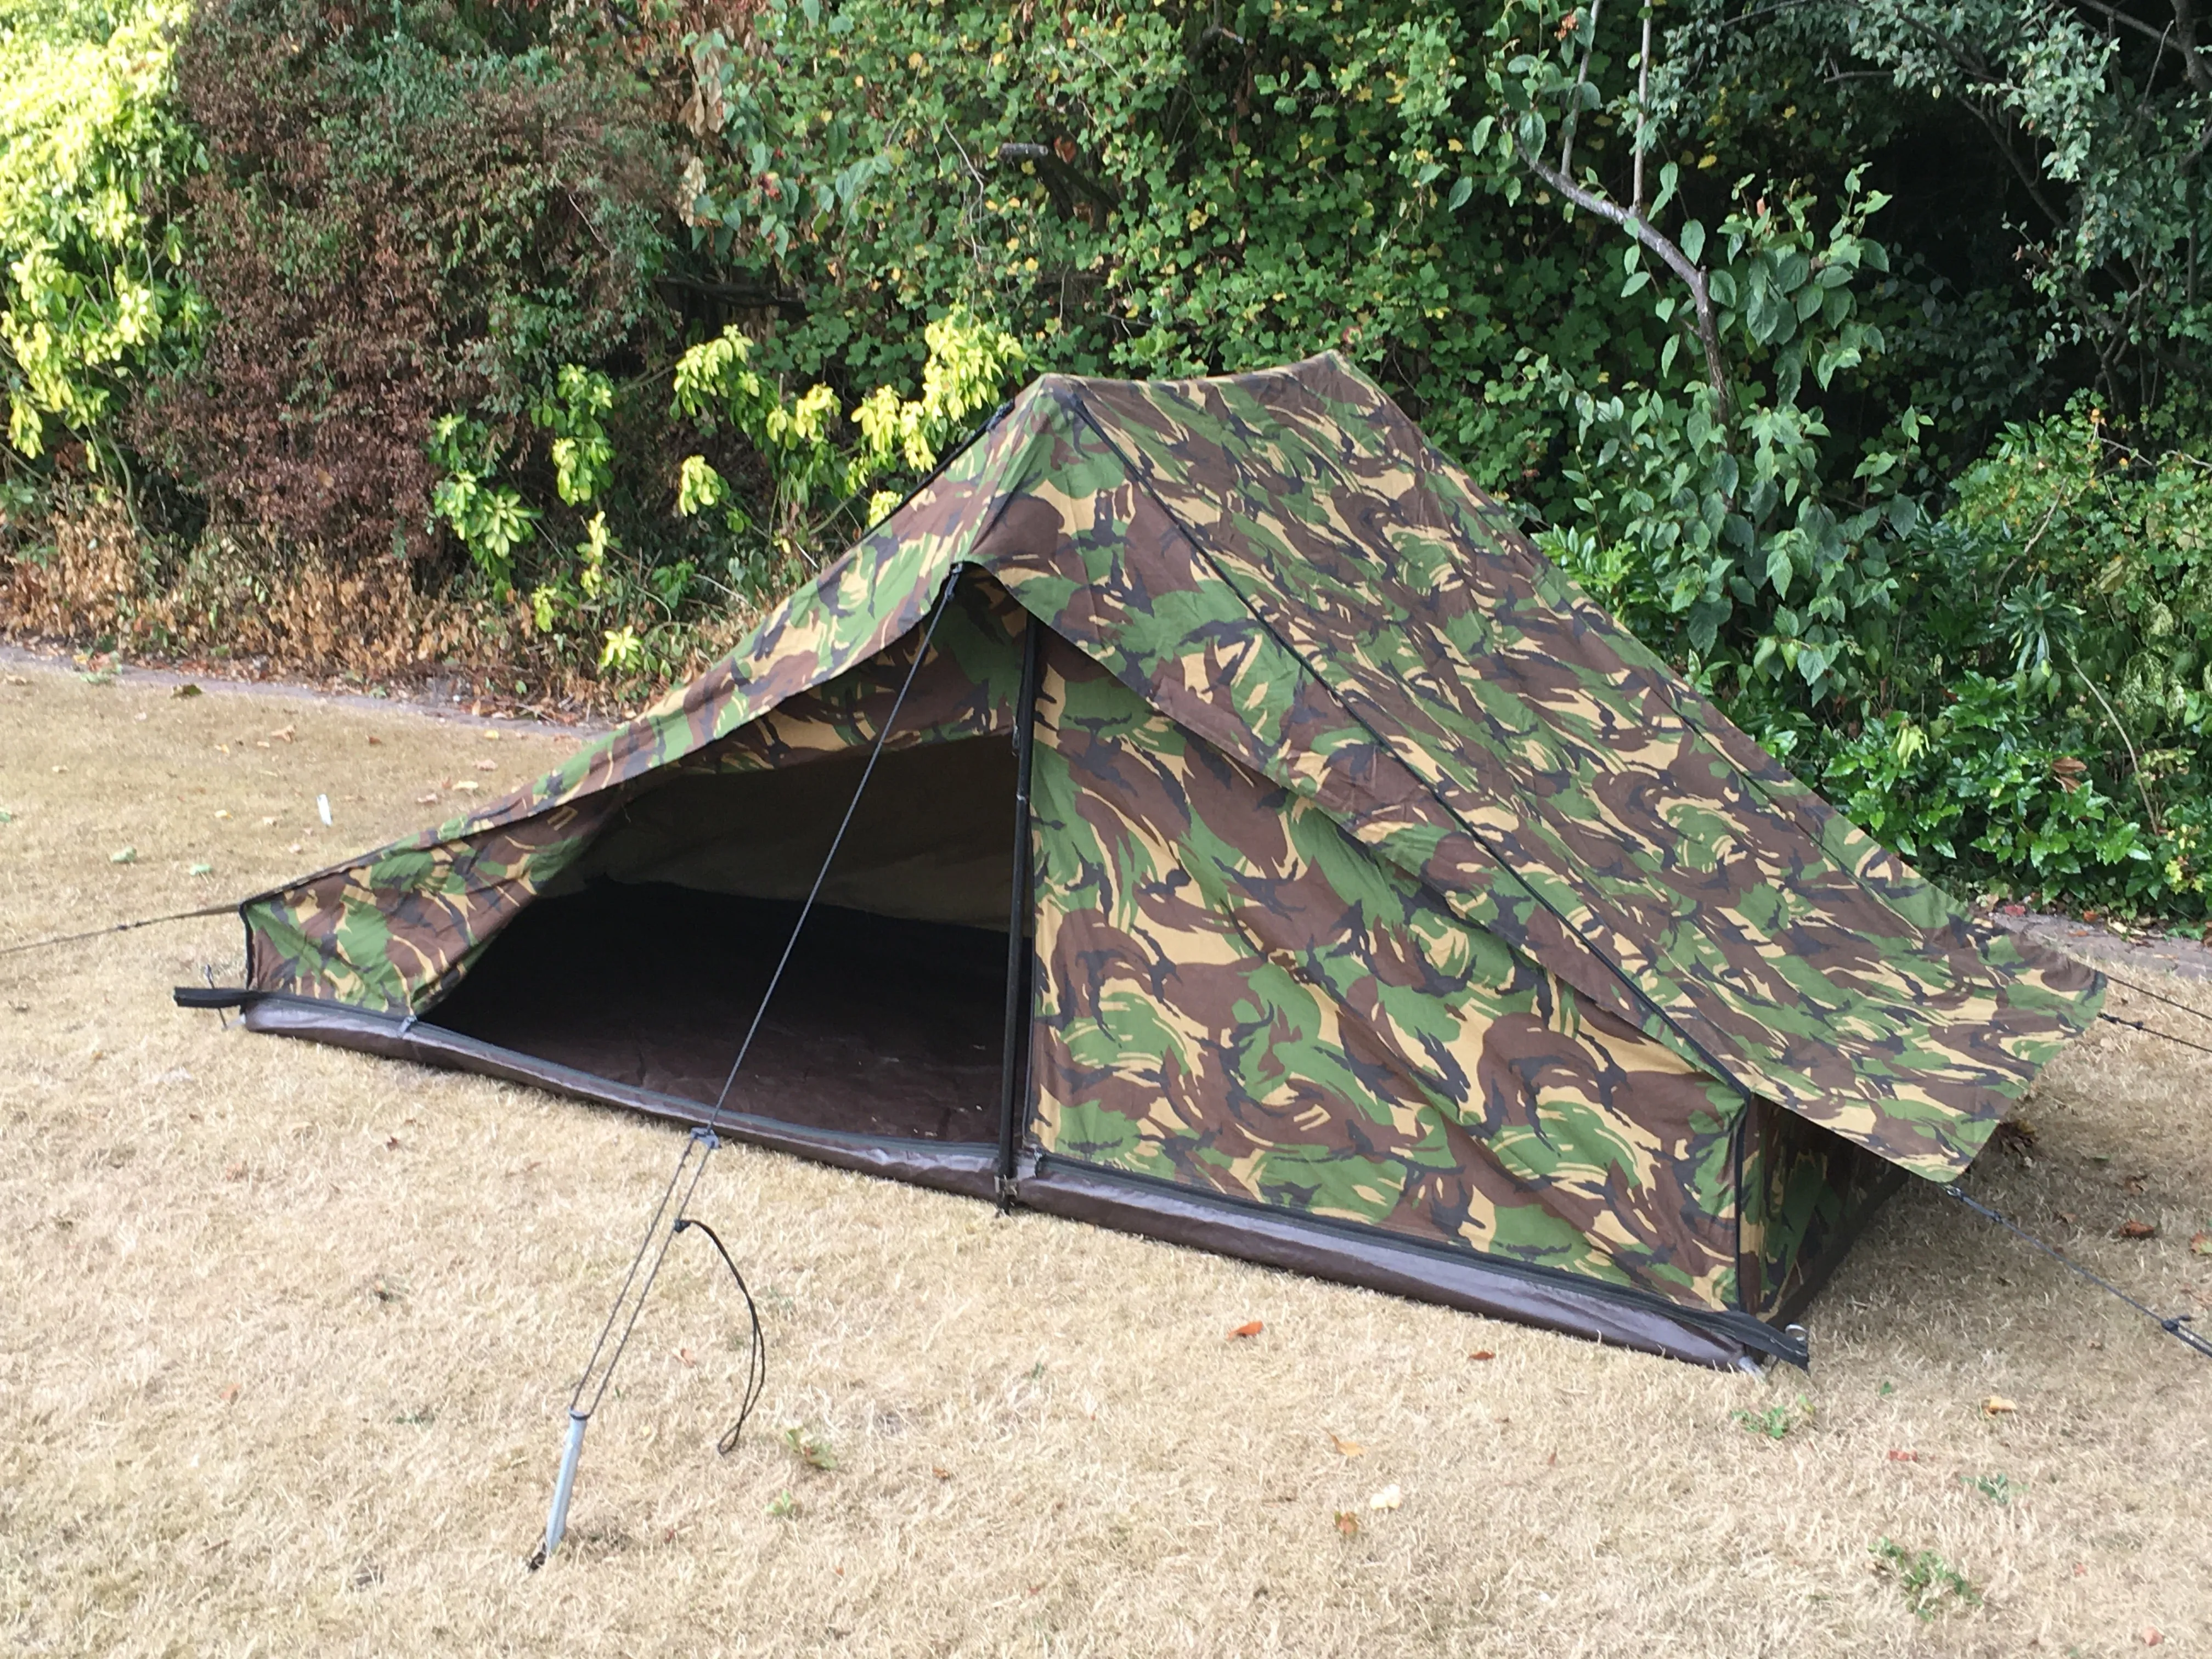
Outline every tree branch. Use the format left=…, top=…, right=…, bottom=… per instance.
left=2160, top=0, right=2210, bottom=89
left=1633, top=8, right=1652, bottom=216
left=1559, top=0, right=1605, bottom=175
left=1517, top=145, right=1731, bottom=420
left=2072, top=0, right=2192, bottom=54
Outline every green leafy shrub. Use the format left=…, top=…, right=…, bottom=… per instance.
left=136, top=0, right=675, bottom=568
left=0, top=0, right=200, bottom=462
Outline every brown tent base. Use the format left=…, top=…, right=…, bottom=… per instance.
left=234, top=989, right=1811, bottom=1370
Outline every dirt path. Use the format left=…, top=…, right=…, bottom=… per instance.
left=2, top=654, right=2207, bottom=1656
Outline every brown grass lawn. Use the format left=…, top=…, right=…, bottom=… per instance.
left=2, top=655, right=2208, bottom=1657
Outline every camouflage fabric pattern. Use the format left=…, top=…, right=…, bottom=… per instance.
left=246, top=582, right=1026, bottom=1010
left=1031, top=638, right=1744, bottom=1309
left=1736, top=1101, right=1899, bottom=1321
left=246, top=352, right=2102, bottom=1188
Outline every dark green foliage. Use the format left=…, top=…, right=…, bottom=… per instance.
left=6, top=0, right=2209, bottom=913
left=138, top=0, right=677, bottom=566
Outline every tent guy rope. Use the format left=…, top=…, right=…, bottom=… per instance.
left=0, top=900, right=238, bottom=959
left=530, top=571, right=965, bottom=1571
left=1944, top=1183, right=2212, bottom=1359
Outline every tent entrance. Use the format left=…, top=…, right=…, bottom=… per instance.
left=428, top=733, right=1020, bottom=1143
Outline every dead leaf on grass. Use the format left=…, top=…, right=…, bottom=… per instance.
left=2190, top=1231, right=2211, bottom=1256
left=384, top=1135, right=400, bottom=1150
left=2142, top=1630, right=2164, bottom=1647
left=1334, top=1510, right=1359, bottom=1537
left=1886, top=1449, right=1920, bottom=1463
left=415, top=793, right=438, bottom=805
left=219, top=1383, right=240, bottom=1404
left=224, top=1161, right=247, bottom=1181
left=171, top=684, right=201, bottom=699
left=932, top=1466, right=952, bottom=1481
left=2116, top=1219, right=2157, bottom=1239
left=1983, top=1396, right=2017, bottom=1416
left=1228, top=1319, right=1263, bottom=1340
left=365, top=735, right=381, bottom=745
left=1469, top=1349, right=1496, bottom=1362
left=1368, top=1485, right=1402, bottom=1510
left=679, top=1347, right=696, bottom=1367
left=1328, top=1433, right=1364, bottom=1458
left=269, top=725, right=294, bottom=742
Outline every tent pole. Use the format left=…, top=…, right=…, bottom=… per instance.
left=995, top=616, right=1044, bottom=1211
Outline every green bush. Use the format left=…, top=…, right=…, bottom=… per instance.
left=4, top=0, right=2210, bottom=918
left=0, top=0, right=199, bottom=464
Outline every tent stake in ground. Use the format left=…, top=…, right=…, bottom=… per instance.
left=180, top=353, right=2108, bottom=1372
left=529, top=577, right=962, bottom=1566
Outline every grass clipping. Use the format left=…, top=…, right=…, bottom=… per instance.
left=2, top=659, right=2209, bottom=1655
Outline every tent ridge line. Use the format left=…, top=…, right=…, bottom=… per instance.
left=1055, top=385, right=1758, bottom=1115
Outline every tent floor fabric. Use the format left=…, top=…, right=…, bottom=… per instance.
left=427, top=883, right=1005, bottom=1143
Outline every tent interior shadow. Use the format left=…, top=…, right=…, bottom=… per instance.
left=427, top=736, right=1021, bottom=1144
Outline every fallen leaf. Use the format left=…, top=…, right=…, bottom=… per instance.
left=476, top=759, right=496, bottom=771
left=4, top=673, right=26, bottom=684
left=366, top=735, right=382, bottom=745
left=109, top=847, right=136, bottom=864
left=1228, top=1319, right=1263, bottom=1340
left=932, top=1466, right=952, bottom=1481
left=1983, top=1396, right=2017, bottom=1416
left=259, top=815, right=277, bottom=826
left=385, top=1135, right=400, bottom=1150
left=2056, top=1211, right=2078, bottom=1226
left=2142, top=1630, right=2163, bottom=1647
left=219, top=1383, right=240, bottom=1404
left=287, top=843, right=302, bottom=854
left=1334, top=1510, right=1359, bottom=1537
left=214, top=810, right=230, bottom=820
left=415, top=793, right=438, bottom=805
left=2123, top=1173, right=2148, bottom=1194
left=224, top=1161, right=247, bottom=1181
left=1468, top=1349, right=1496, bottom=1362
left=171, top=683, right=202, bottom=699
left=452, top=780, right=479, bottom=793
left=269, top=725, right=294, bottom=742
left=1328, top=1433, right=1364, bottom=1458
left=2190, top=1231, right=2211, bottom=1256
left=2116, top=1219, right=2157, bottom=1240
left=679, top=1347, right=697, bottom=1367
left=1886, top=1449, right=1920, bottom=1463
left=481, top=729, right=499, bottom=742
left=1368, top=1485, right=1402, bottom=1511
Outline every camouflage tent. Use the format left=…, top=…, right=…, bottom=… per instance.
left=200, top=354, right=2104, bottom=1368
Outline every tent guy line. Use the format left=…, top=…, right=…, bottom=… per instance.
left=533, top=570, right=963, bottom=1570
left=1944, top=1183, right=2212, bottom=1359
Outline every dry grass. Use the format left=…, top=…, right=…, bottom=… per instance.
left=2, top=655, right=2208, bottom=1658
